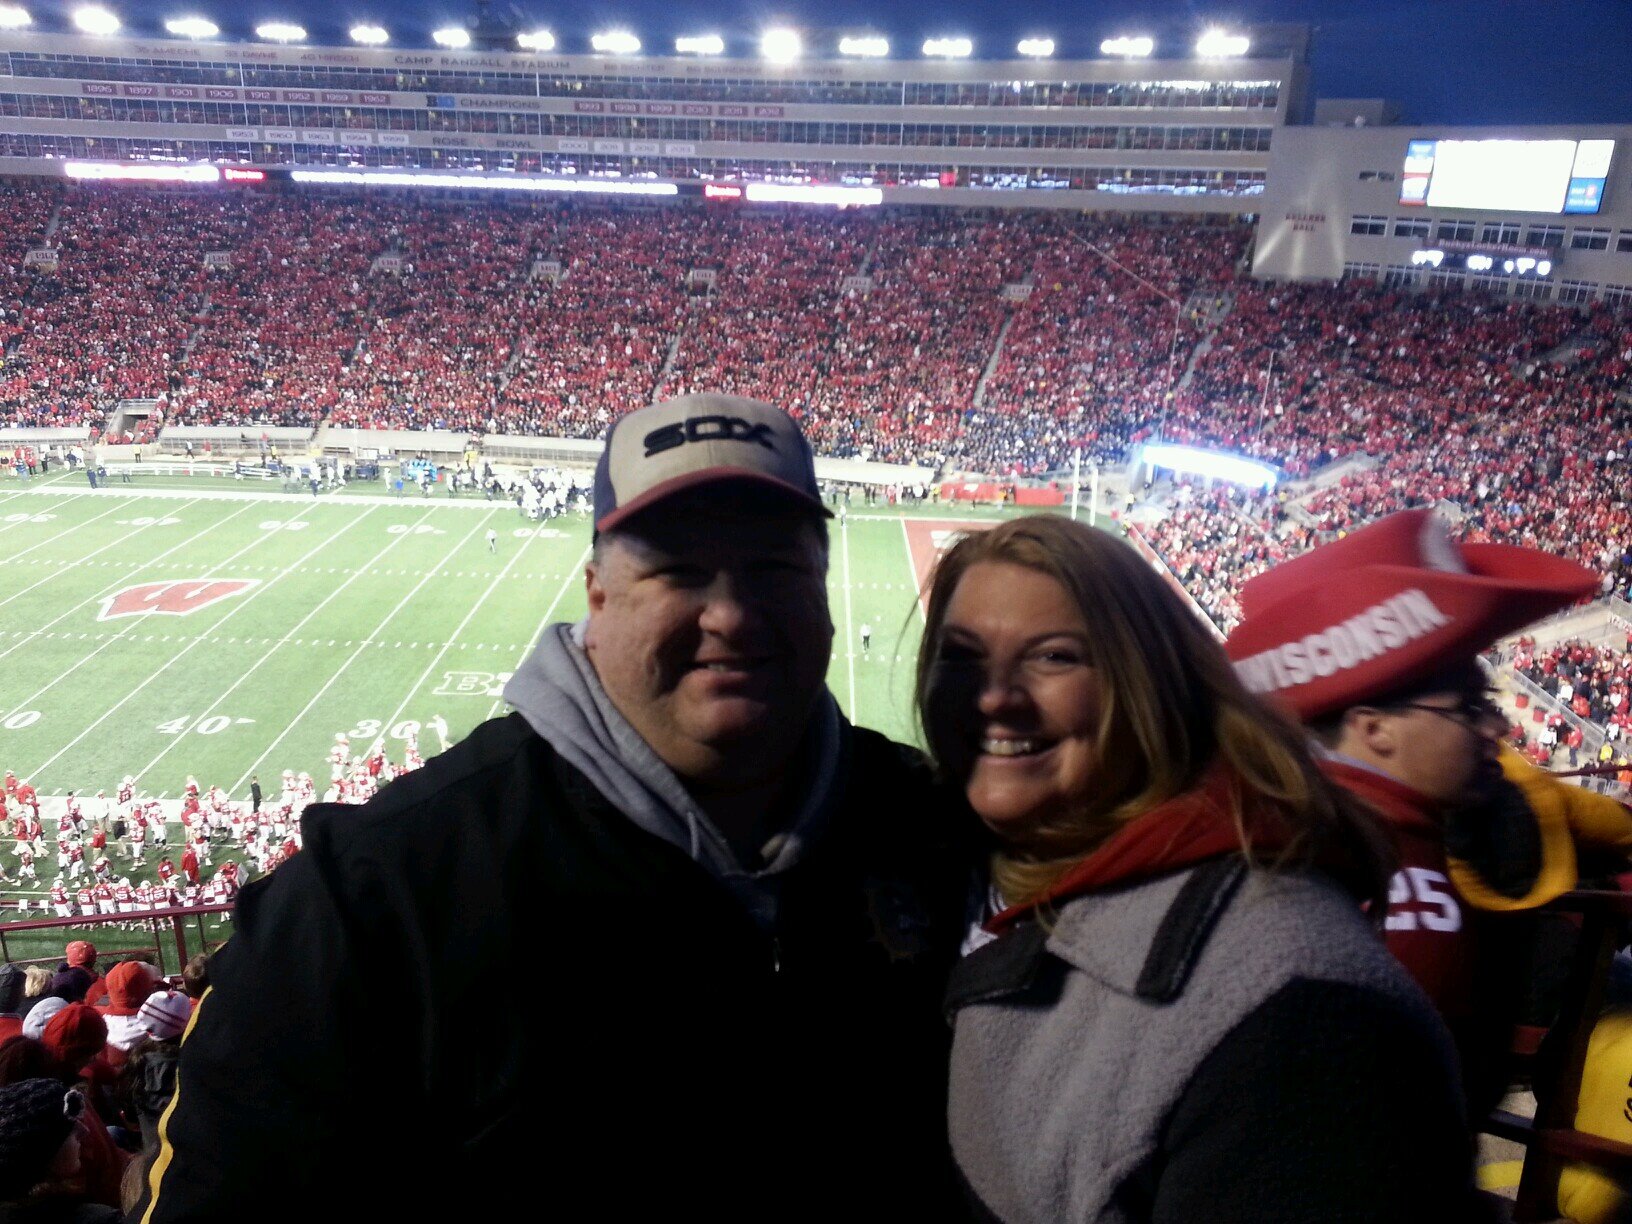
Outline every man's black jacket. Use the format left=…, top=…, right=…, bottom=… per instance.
left=138, top=713, right=967, bottom=1220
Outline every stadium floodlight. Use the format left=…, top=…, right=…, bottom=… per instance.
left=1537, top=260, right=1552, bottom=276
left=922, top=37, right=972, bottom=58
left=1142, top=443, right=1276, bottom=490
left=515, top=29, right=554, bottom=50
left=1100, top=35, right=1154, bottom=57
left=1465, top=253, right=1493, bottom=271
left=591, top=30, right=640, bottom=54
left=432, top=26, right=470, bottom=48
left=1195, top=28, right=1250, bottom=57
left=65, top=161, right=220, bottom=183
left=0, top=5, right=33, bottom=28
left=349, top=23, right=388, bottom=45
left=760, top=28, right=801, bottom=62
left=674, top=34, right=723, bottom=55
left=1016, top=38, right=1054, bottom=57
left=291, top=170, right=678, bottom=197
left=71, top=5, right=120, bottom=34
left=165, top=15, right=218, bottom=37
left=1411, top=249, right=1446, bottom=268
left=838, top=36, right=889, bottom=57
left=255, top=20, right=306, bottom=41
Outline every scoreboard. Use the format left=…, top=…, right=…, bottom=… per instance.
left=1400, top=138, right=1613, bottom=215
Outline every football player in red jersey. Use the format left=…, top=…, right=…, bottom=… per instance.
left=75, top=884, right=95, bottom=917
left=49, top=878, right=71, bottom=918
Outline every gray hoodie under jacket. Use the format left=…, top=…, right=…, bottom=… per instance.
left=501, top=619, right=843, bottom=928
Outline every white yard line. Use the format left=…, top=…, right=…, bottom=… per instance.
left=899, top=518, right=927, bottom=622
left=482, top=543, right=590, bottom=721
left=0, top=499, right=232, bottom=662
left=0, top=497, right=215, bottom=616
left=26, top=509, right=369, bottom=782
left=379, top=521, right=547, bottom=737
left=228, top=508, right=499, bottom=794
left=128, top=504, right=420, bottom=784
left=0, top=497, right=124, bottom=564
left=840, top=517, right=858, bottom=722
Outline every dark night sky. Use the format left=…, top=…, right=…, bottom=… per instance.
left=16, top=0, right=1632, bottom=126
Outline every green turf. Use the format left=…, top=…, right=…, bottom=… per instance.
left=0, top=475, right=1095, bottom=959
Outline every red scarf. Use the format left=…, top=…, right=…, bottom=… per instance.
left=987, top=764, right=1298, bottom=934
left=1317, top=760, right=1441, bottom=838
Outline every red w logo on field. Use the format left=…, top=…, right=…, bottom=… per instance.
left=98, top=579, right=259, bottom=622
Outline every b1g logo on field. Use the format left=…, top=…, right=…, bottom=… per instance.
left=434, top=670, right=513, bottom=698
left=98, top=579, right=260, bottom=622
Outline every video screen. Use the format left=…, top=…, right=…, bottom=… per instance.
left=1399, top=138, right=1613, bottom=214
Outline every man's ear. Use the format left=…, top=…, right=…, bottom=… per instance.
left=1350, top=707, right=1399, bottom=760
left=584, top=562, right=606, bottom=616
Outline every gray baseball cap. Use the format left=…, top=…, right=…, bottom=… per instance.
left=592, top=393, right=831, bottom=533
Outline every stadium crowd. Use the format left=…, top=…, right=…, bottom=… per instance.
left=3, top=176, right=1632, bottom=618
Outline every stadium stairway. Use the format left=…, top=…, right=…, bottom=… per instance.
left=971, top=313, right=1018, bottom=409
left=651, top=321, right=691, bottom=403
left=40, top=196, right=63, bottom=244
left=1174, top=291, right=1236, bottom=394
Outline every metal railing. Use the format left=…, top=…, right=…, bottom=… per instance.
left=0, top=903, right=233, bottom=977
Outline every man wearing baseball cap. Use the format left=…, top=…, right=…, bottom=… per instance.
left=141, top=395, right=963, bottom=1221
left=1228, top=508, right=1601, bottom=1114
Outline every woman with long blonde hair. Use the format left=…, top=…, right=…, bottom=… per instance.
left=919, top=515, right=1476, bottom=1222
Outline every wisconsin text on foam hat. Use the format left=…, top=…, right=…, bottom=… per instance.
left=1234, top=589, right=1453, bottom=692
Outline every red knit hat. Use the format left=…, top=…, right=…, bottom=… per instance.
left=63, top=941, right=95, bottom=969
left=40, top=1003, right=106, bottom=1070
left=103, top=962, right=157, bottom=1017
left=1226, top=510, right=1598, bottom=720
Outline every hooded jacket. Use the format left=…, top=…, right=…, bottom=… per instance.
left=139, top=633, right=967, bottom=1223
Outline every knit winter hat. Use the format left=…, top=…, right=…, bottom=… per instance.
left=21, top=999, right=67, bottom=1042
left=40, top=1004, right=106, bottom=1070
left=63, top=943, right=95, bottom=970
left=0, top=966, right=23, bottom=1017
left=0, top=1080, right=82, bottom=1199
left=46, top=969, right=91, bottom=1004
left=136, top=992, right=191, bottom=1042
left=104, top=963, right=157, bottom=1018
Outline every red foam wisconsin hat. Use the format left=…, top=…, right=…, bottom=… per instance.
left=1225, top=509, right=1598, bottom=720
left=592, top=393, right=830, bottom=533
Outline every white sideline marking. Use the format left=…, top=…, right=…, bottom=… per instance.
left=378, top=521, right=545, bottom=740
left=899, top=518, right=927, bottom=623
left=130, top=503, right=431, bottom=784
left=28, top=510, right=368, bottom=783
left=839, top=516, right=857, bottom=723
left=0, top=498, right=231, bottom=668
left=228, top=509, right=499, bottom=795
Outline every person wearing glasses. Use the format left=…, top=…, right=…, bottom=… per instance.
left=1228, top=508, right=1602, bottom=1117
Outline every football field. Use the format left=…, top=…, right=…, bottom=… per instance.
left=0, top=472, right=1051, bottom=803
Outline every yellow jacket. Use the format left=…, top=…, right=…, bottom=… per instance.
left=1448, top=744, right=1632, bottom=912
